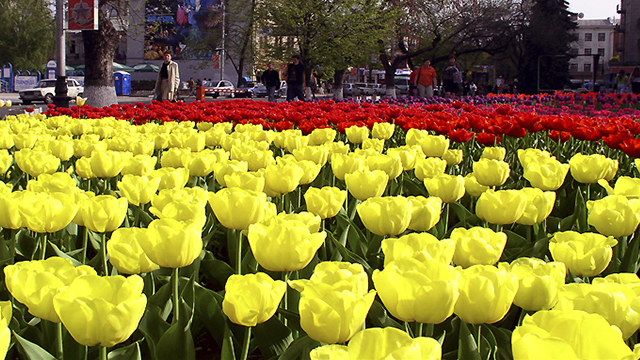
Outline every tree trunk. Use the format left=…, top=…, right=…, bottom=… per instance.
left=82, top=5, right=121, bottom=107
left=333, top=69, right=345, bottom=100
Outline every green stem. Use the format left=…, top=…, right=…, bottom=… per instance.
left=101, top=233, right=108, bottom=276
left=172, top=267, right=180, bottom=324
left=56, top=322, right=64, bottom=360
left=81, top=227, right=88, bottom=265
left=237, top=230, right=243, bottom=275
left=40, top=233, right=47, bottom=260
left=99, top=347, right=107, bottom=360
left=443, top=203, right=450, bottom=238
left=415, top=322, right=423, bottom=338
left=281, top=272, right=290, bottom=327
left=477, top=324, right=482, bottom=357
left=240, top=326, right=252, bottom=360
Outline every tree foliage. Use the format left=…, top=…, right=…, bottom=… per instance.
left=0, top=0, right=55, bottom=71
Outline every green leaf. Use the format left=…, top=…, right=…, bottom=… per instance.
left=155, top=300, right=196, bottom=360
left=13, top=331, right=56, bottom=360
left=367, top=299, right=403, bottom=329
left=484, top=325, right=513, bottom=360
left=192, top=284, right=226, bottom=346
left=138, top=306, right=171, bottom=360
left=108, top=342, right=142, bottom=360
left=48, top=241, right=81, bottom=266
left=15, top=229, right=37, bottom=259
left=277, top=335, right=320, bottom=360
left=457, top=321, right=481, bottom=360
left=221, top=323, right=237, bottom=360
left=253, top=316, right=293, bottom=358
left=201, top=256, right=235, bottom=289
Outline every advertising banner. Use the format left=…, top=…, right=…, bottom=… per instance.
left=67, top=0, right=99, bottom=30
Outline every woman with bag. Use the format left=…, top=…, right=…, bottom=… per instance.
left=154, top=51, right=180, bottom=101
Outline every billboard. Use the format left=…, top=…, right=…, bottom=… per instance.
left=145, top=0, right=223, bottom=60
left=67, top=0, right=99, bottom=30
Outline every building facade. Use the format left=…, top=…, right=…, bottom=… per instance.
left=568, top=18, right=618, bottom=82
left=618, top=0, right=640, bottom=65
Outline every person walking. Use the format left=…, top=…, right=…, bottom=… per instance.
left=188, top=77, right=196, bottom=96
left=409, top=66, right=419, bottom=97
left=260, top=62, right=280, bottom=102
left=442, top=54, right=460, bottom=98
left=154, top=51, right=180, bottom=101
left=285, top=55, right=305, bottom=101
left=415, top=59, right=438, bottom=98
left=627, top=67, right=640, bottom=94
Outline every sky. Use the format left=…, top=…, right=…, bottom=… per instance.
left=567, top=0, right=620, bottom=20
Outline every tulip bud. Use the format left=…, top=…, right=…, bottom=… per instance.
left=345, top=169, right=388, bottom=201
left=516, top=187, right=556, bottom=225
left=331, top=153, right=364, bottom=181
left=371, top=122, right=395, bottom=140
left=138, top=218, right=203, bottom=268
left=208, top=188, right=271, bottom=230
left=407, top=196, right=442, bottom=231
left=480, top=146, right=506, bottom=161
left=442, top=148, right=463, bottom=166
left=473, top=158, right=510, bottom=187
left=304, top=186, right=347, bottom=219
left=424, top=174, right=465, bottom=203
left=77, top=195, right=128, bottom=233
left=414, top=157, right=447, bottom=181
left=345, top=125, right=370, bottom=144
left=308, top=128, right=336, bottom=146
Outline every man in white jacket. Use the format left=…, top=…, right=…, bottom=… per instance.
left=155, top=51, right=180, bottom=101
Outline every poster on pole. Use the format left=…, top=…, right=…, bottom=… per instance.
left=144, top=0, right=223, bottom=60
left=67, top=0, right=99, bottom=30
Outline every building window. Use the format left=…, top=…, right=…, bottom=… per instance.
left=598, top=48, right=605, bottom=56
left=569, top=48, right=579, bottom=56
left=569, top=63, right=578, bottom=72
left=585, top=33, right=592, bottom=41
left=584, top=64, right=592, bottom=72
left=584, top=48, right=592, bottom=55
left=598, top=33, right=606, bottom=41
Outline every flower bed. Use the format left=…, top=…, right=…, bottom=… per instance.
left=1, top=94, right=640, bottom=360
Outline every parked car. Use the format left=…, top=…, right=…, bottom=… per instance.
left=394, top=76, right=410, bottom=95
left=368, top=83, right=385, bottom=96
left=19, top=79, right=84, bottom=105
left=355, top=82, right=375, bottom=96
left=343, top=83, right=361, bottom=97
left=204, top=80, right=251, bottom=98
left=255, top=81, right=288, bottom=98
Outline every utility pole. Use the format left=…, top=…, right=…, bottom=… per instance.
left=54, top=0, right=70, bottom=107
left=220, top=2, right=226, bottom=81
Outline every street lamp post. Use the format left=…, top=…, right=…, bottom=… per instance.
left=220, top=2, right=225, bottom=81
left=54, top=0, right=70, bottom=108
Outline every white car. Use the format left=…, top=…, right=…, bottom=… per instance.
left=19, top=79, right=84, bottom=105
left=355, top=83, right=375, bottom=96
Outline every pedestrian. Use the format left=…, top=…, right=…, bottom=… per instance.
left=630, top=67, right=640, bottom=94
left=415, top=59, right=438, bottom=98
left=188, top=77, right=196, bottom=96
left=285, top=55, right=305, bottom=101
left=154, top=51, right=180, bottom=101
left=409, top=66, right=419, bottom=97
left=442, top=54, right=460, bottom=98
left=616, top=70, right=629, bottom=93
left=260, top=62, right=280, bottom=102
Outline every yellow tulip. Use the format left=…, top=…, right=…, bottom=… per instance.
left=208, top=188, right=271, bottom=230
left=414, top=157, right=447, bottom=181
left=312, top=327, right=441, bottom=360
left=0, top=301, right=10, bottom=360
left=522, top=157, right=569, bottom=191
left=345, top=125, right=370, bottom=144
left=304, top=186, right=347, bottom=219
left=26, top=172, right=79, bottom=195
left=224, top=171, right=266, bottom=193
left=450, top=227, right=507, bottom=268
left=569, top=153, right=613, bottom=184
left=373, top=258, right=458, bottom=324
left=330, top=153, right=364, bottom=181
left=222, top=272, right=287, bottom=326
left=555, top=282, right=640, bottom=339
left=517, top=148, right=553, bottom=168
left=4, top=257, right=96, bottom=322
left=473, top=158, right=510, bottom=187
left=53, top=274, right=147, bottom=347
left=160, top=147, right=190, bottom=168
left=0, top=150, right=12, bottom=175
left=549, top=231, right=617, bottom=277
left=387, top=145, right=424, bottom=171
left=463, top=173, right=490, bottom=197
left=598, top=177, right=640, bottom=199
left=424, top=173, right=465, bottom=203
left=517, top=188, right=556, bottom=225
left=152, top=187, right=208, bottom=211
left=364, top=154, right=403, bottom=179
left=410, top=133, right=449, bottom=157
left=407, top=196, right=442, bottom=231
left=442, top=148, right=463, bottom=166
left=0, top=191, right=24, bottom=229
left=137, top=218, right=203, bottom=268
left=89, top=150, right=131, bottom=178
left=14, top=149, right=60, bottom=177
left=49, top=139, right=74, bottom=161
left=357, top=196, right=412, bottom=236
left=512, top=310, right=640, bottom=360
left=214, top=160, right=248, bottom=187
left=587, top=195, right=640, bottom=237
left=120, top=154, right=158, bottom=177
left=454, top=264, right=519, bottom=324
left=19, top=191, right=78, bottom=233
left=107, top=228, right=159, bottom=274
left=148, top=167, right=190, bottom=190
left=263, top=162, right=304, bottom=196
left=308, top=128, right=337, bottom=145
left=362, top=138, right=385, bottom=154
left=371, top=122, right=395, bottom=140
left=481, top=146, right=506, bottom=161
left=498, top=258, right=566, bottom=311
left=381, top=233, right=455, bottom=266
left=77, top=195, right=128, bottom=233
left=117, top=175, right=161, bottom=206
left=130, top=140, right=155, bottom=157
left=149, top=200, right=206, bottom=230
left=345, top=169, right=389, bottom=201
left=293, top=159, right=323, bottom=185
left=247, top=217, right=326, bottom=271
left=293, top=146, right=330, bottom=166
left=476, top=189, right=527, bottom=225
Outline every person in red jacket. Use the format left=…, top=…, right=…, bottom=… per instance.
left=415, top=59, right=438, bottom=98
left=409, top=66, right=419, bottom=97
